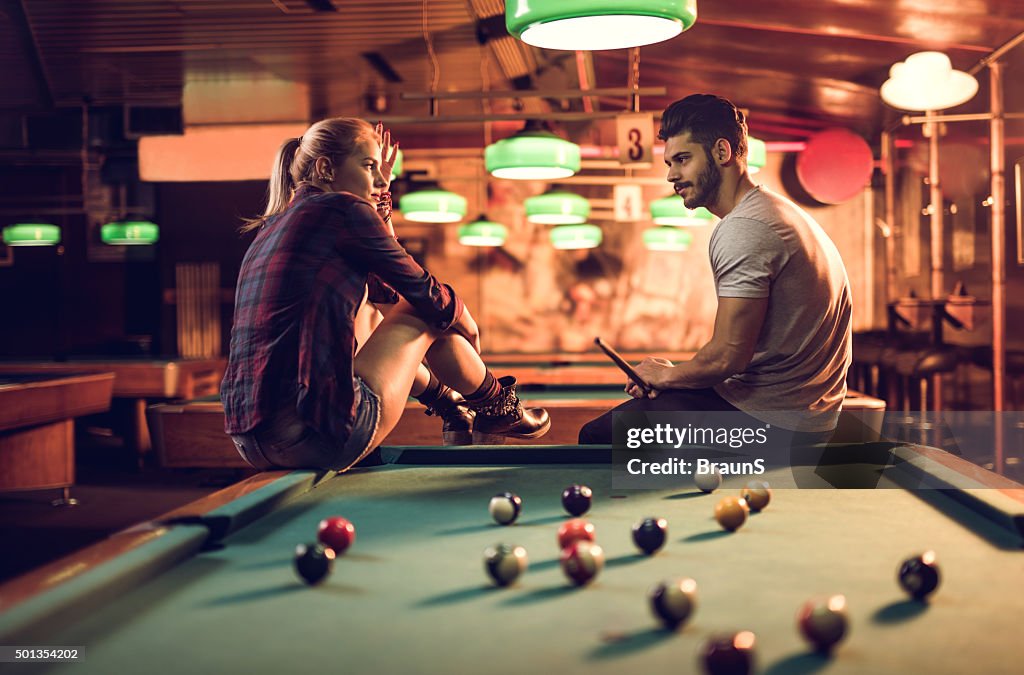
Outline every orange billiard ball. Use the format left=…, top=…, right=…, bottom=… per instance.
left=714, top=496, right=749, bottom=532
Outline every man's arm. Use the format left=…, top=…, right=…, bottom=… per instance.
left=640, top=296, right=768, bottom=391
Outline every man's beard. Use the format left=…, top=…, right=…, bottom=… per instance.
left=682, top=155, right=722, bottom=210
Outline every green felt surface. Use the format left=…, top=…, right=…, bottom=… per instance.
left=10, top=456, right=1022, bottom=675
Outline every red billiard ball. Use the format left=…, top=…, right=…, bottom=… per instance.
left=701, top=631, right=756, bottom=675
left=797, top=595, right=848, bottom=652
left=317, top=516, right=356, bottom=555
left=560, top=540, right=604, bottom=586
left=561, top=484, right=593, bottom=516
left=557, top=518, right=596, bottom=549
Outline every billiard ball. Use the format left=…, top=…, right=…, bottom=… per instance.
left=631, top=516, right=668, bottom=555
left=317, top=516, right=355, bottom=555
left=294, top=542, right=335, bottom=585
left=650, top=577, right=698, bottom=629
left=694, top=467, right=723, bottom=493
left=561, top=484, right=593, bottom=516
left=797, top=595, right=848, bottom=652
left=483, top=544, right=528, bottom=587
left=557, top=518, right=596, bottom=549
left=560, top=540, right=604, bottom=586
left=714, top=496, right=749, bottom=532
left=898, top=551, right=941, bottom=600
left=740, top=481, right=772, bottom=512
left=488, top=492, right=523, bottom=525
left=700, top=631, right=756, bottom=675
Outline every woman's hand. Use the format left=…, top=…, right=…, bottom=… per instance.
left=376, top=121, right=400, bottom=187
left=450, top=305, right=481, bottom=354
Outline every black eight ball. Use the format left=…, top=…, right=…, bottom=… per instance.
left=632, top=516, right=668, bottom=555
left=561, top=484, right=593, bottom=517
left=898, top=552, right=940, bottom=600
left=294, top=542, right=335, bottom=585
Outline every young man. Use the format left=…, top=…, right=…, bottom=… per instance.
left=579, top=94, right=852, bottom=444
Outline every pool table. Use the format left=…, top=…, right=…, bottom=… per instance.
left=147, top=387, right=886, bottom=468
left=0, top=372, right=114, bottom=504
left=2, top=442, right=1018, bottom=674
left=0, top=358, right=225, bottom=457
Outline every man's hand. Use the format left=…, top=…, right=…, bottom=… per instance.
left=626, top=357, right=675, bottom=399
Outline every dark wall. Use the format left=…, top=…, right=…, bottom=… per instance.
left=155, top=181, right=263, bottom=355
left=0, top=174, right=262, bottom=358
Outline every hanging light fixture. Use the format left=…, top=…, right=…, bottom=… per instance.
left=101, top=220, right=160, bottom=245
left=398, top=189, right=467, bottom=223
left=525, top=191, right=590, bottom=224
left=550, top=224, right=602, bottom=250
left=650, top=196, right=715, bottom=226
left=2, top=223, right=61, bottom=247
left=458, top=217, right=508, bottom=247
left=643, top=226, right=693, bottom=252
left=485, top=122, right=580, bottom=180
left=880, top=52, right=978, bottom=111
left=747, top=137, right=767, bottom=175
left=506, top=0, right=698, bottom=51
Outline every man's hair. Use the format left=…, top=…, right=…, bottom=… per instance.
left=658, top=94, right=748, bottom=160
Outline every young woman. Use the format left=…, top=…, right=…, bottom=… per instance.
left=222, top=118, right=549, bottom=470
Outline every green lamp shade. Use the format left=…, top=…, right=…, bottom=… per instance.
left=506, top=0, right=697, bottom=51
left=398, top=189, right=467, bottom=223
left=485, top=131, right=581, bottom=180
left=101, top=221, right=160, bottom=245
left=390, top=148, right=403, bottom=180
left=644, top=226, right=693, bottom=252
left=748, top=136, right=767, bottom=175
left=525, top=191, right=591, bottom=224
left=458, top=219, right=508, bottom=247
left=2, top=223, right=61, bottom=246
left=550, top=224, right=602, bottom=250
left=650, top=196, right=714, bottom=226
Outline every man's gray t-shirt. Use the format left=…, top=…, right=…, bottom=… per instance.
left=709, top=186, right=852, bottom=431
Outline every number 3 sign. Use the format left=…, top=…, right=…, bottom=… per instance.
left=616, top=113, right=654, bottom=166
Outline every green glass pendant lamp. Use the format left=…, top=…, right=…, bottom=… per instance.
left=2, top=223, right=61, bottom=246
left=525, top=191, right=590, bottom=225
left=398, top=189, right=468, bottom=223
left=485, top=122, right=580, bottom=180
left=506, top=0, right=698, bottom=51
left=650, top=196, right=714, bottom=227
left=101, top=220, right=160, bottom=245
left=747, top=136, right=767, bottom=175
left=643, top=226, right=693, bottom=252
left=458, top=217, right=508, bottom=247
left=550, top=224, right=602, bottom=250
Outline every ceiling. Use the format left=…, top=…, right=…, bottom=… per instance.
left=3, top=0, right=1024, bottom=147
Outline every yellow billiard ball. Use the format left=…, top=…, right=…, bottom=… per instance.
left=714, top=496, right=749, bottom=532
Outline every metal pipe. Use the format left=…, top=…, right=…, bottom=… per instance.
left=927, top=112, right=945, bottom=410
left=400, top=87, right=667, bottom=101
left=990, top=61, right=1007, bottom=472
left=377, top=111, right=659, bottom=124
left=881, top=129, right=898, bottom=309
left=901, top=112, right=1024, bottom=125
left=969, top=30, right=1024, bottom=75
